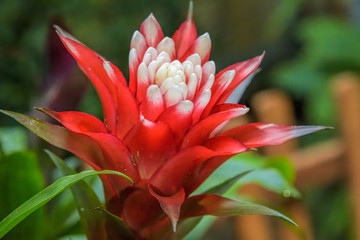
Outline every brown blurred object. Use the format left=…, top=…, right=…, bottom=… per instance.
left=41, top=17, right=88, bottom=113
left=333, top=73, right=360, bottom=240
left=222, top=72, right=360, bottom=239
left=235, top=89, right=314, bottom=240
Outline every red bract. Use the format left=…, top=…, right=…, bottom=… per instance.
left=5, top=3, right=326, bottom=239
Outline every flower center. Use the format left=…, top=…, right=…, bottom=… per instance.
left=136, top=47, right=216, bottom=114
left=153, top=60, right=189, bottom=107
left=155, top=60, right=186, bottom=86
left=150, top=53, right=205, bottom=107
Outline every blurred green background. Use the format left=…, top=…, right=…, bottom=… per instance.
left=0, top=0, right=359, bottom=239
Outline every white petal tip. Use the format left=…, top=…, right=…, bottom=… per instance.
left=165, top=86, right=183, bottom=107
left=229, top=70, right=236, bottom=78
left=145, top=13, right=156, bottom=21
left=131, top=30, right=141, bottom=40
left=178, top=100, right=194, bottom=113
left=129, top=48, right=137, bottom=55
left=202, top=32, right=210, bottom=39
left=129, top=48, right=139, bottom=65
left=157, top=37, right=175, bottom=57
left=131, top=31, right=145, bottom=45
left=103, top=60, right=110, bottom=68
left=146, top=85, right=163, bottom=103
left=103, top=61, right=114, bottom=76
left=198, top=89, right=211, bottom=106
left=186, top=54, right=201, bottom=66
left=172, top=221, right=177, bottom=232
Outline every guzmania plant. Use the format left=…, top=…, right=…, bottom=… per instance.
left=0, top=2, right=326, bottom=240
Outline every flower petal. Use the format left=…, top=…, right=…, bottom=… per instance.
left=185, top=136, right=247, bottom=194
left=0, top=110, right=118, bottom=198
left=181, top=104, right=249, bottom=149
left=192, top=89, right=211, bottom=124
left=157, top=100, right=194, bottom=142
left=120, top=181, right=165, bottom=232
left=225, top=72, right=255, bottom=104
left=130, top=31, right=148, bottom=60
left=180, top=33, right=211, bottom=65
left=129, top=48, right=140, bottom=94
left=156, top=37, right=175, bottom=60
left=149, top=186, right=185, bottom=232
left=140, top=13, right=164, bottom=47
left=218, top=123, right=328, bottom=148
left=104, top=65, right=140, bottom=139
left=172, top=1, right=197, bottom=59
left=140, top=85, right=165, bottom=121
left=124, top=118, right=176, bottom=179
left=201, top=70, right=235, bottom=118
left=103, top=61, right=127, bottom=86
left=204, top=136, right=248, bottom=155
left=137, top=62, right=151, bottom=102
left=80, top=67, right=117, bottom=133
left=186, top=155, right=230, bottom=194
left=186, top=73, right=198, bottom=100
left=36, top=108, right=107, bottom=133
left=85, top=132, right=139, bottom=188
left=1, top=110, right=104, bottom=167
left=55, top=26, right=118, bottom=133
left=149, top=146, right=215, bottom=196
left=163, top=85, right=184, bottom=108
left=216, top=52, right=264, bottom=104
left=200, top=61, right=216, bottom=88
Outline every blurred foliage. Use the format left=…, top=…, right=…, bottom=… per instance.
left=0, top=0, right=189, bottom=123
left=304, top=183, right=352, bottom=240
left=0, top=127, right=28, bottom=154
left=0, top=151, right=45, bottom=240
left=193, top=152, right=298, bottom=199
left=0, top=128, right=109, bottom=240
left=188, top=152, right=298, bottom=239
left=272, top=17, right=360, bottom=128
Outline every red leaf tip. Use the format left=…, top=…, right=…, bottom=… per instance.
left=149, top=186, right=186, bottom=232
left=53, top=25, right=82, bottom=45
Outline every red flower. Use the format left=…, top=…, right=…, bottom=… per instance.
left=2, top=3, right=326, bottom=239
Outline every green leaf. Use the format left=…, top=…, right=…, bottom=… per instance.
left=57, top=235, right=87, bottom=240
left=45, top=150, right=107, bottom=240
left=240, top=169, right=300, bottom=198
left=0, top=127, right=28, bottom=154
left=266, top=156, right=296, bottom=183
left=95, top=207, right=134, bottom=240
left=0, top=110, right=107, bottom=170
left=175, top=170, right=253, bottom=239
left=176, top=217, right=204, bottom=240
left=181, top=194, right=297, bottom=226
left=0, top=169, right=132, bottom=239
left=187, top=153, right=298, bottom=239
left=182, top=216, right=217, bottom=240
left=204, top=170, right=253, bottom=195
left=45, top=186, right=82, bottom=239
left=194, top=152, right=299, bottom=198
left=167, top=194, right=298, bottom=239
left=0, top=151, right=45, bottom=240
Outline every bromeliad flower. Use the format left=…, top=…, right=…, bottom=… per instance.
left=1, top=2, right=326, bottom=240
